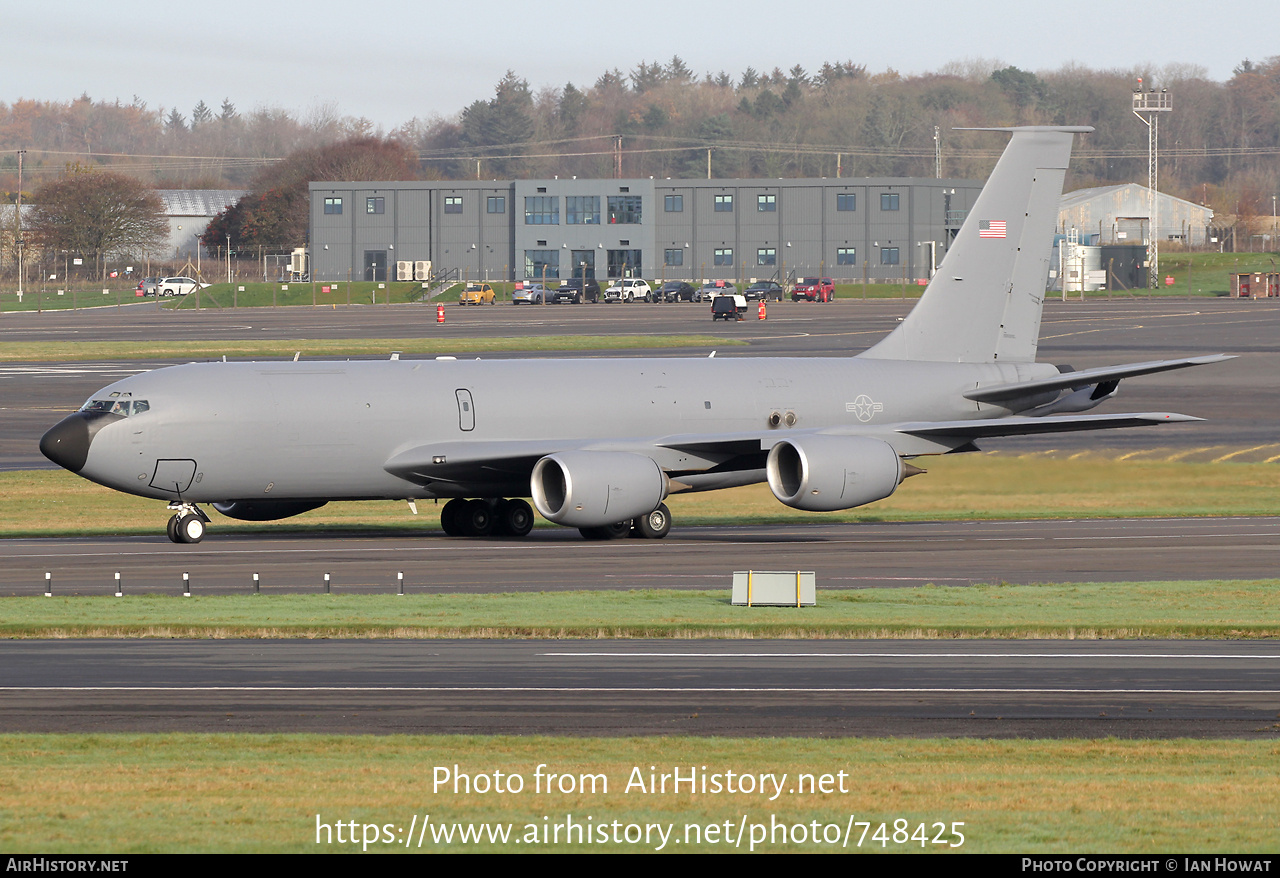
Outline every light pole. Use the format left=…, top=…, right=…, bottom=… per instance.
left=226, top=235, right=232, bottom=284
left=15, top=149, right=24, bottom=299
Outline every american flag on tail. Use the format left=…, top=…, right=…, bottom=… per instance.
left=979, top=220, right=1007, bottom=238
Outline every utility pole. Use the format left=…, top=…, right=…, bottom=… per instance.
left=934, top=127, right=942, bottom=179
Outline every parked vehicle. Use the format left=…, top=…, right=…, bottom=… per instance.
left=458, top=282, right=496, bottom=305
left=603, top=278, right=653, bottom=303
left=553, top=278, right=601, bottom=304
left=791, top=277, right=834, bottom=302
left=512, top=283, right=550, bottom=305
left=697, top=280, right=736, bottom=302
left=136, top=277, right=159, bottom=297
left=158, top=277, right=209, bottom=297
left=656, top=281, right=696, bottom=303
left=743, top=280, right=785, bottom=302
left=711, top=294, right=748, bottom=321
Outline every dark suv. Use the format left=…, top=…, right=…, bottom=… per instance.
left=553, top=278, right=601, bottom=304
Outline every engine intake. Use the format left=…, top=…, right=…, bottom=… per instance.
left=531, top=451, right=667, bottom=527
left=766, top=435, right=904, bottom=511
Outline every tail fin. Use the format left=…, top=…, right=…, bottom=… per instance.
left=860, top=126, right=1090, bottom=364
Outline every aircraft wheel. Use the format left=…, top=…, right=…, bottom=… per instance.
left=440, top=498, right=467, bottom=536
left=461, top=499, right=495, bottom=537
left=176, top=513, right=205, bottom=544
left=634, top=503, right=671, bottom=540
left=581, top=520, right=632, bottom=540
left=166, top=515, right=181, bottom=543
left=497, top=499, right=534, bottom=537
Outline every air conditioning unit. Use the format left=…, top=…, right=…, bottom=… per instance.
left=415, top=260, right=432, bottom=281
left=397, top=261, right=414, bottom=281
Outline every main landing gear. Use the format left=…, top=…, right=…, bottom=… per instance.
left=166, top=501, right=210, bottom=544
left=440, top=498, right=535, bottom=538
left=438, top=499, right=672, bottom=540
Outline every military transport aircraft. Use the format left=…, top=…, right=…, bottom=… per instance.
left=40, top=126, right=1229, bottom=544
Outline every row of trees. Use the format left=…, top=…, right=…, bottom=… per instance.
left=5, top=57, right=1279, bottom=266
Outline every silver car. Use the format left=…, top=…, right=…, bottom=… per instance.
left=512, top=283, right=551, bottom=305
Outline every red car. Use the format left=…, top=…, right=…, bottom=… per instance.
left=791, top=277, right=834, bottom=302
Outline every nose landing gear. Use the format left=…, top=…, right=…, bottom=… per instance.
left=166, top=502, right=210, bottom=543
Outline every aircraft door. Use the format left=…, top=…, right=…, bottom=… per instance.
left=150, top=459, right=197, bottom=494
left=455, top=389, right=475, bottom=431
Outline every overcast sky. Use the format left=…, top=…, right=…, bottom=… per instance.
left=7, top=0, right=1277, bottom=132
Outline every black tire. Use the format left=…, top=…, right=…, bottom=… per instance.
left=440, top=498, right=467, bottom=536
left=579, top=520, right=632, bottom=540
left=497, top=499, right=534, bottom=537
left=166, top=515, right=181, bottom=543
left=176, top=513, right=205, bottom=543
left=635, top=503, right=671, bottom=539
left=461, top=499, right=495, bottom=537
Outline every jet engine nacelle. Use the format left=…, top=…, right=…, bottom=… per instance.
left=212, top=500, right=328, bottom=521
left=766, top=435, right=904, bottom=512
left=531, top=451, right=667, bottom=527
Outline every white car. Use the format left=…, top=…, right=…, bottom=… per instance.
left=603, top=278, right=652, bottom=303
left=159, top=276, right=211, bottom=297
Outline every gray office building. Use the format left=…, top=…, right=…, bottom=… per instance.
left=309, top=176, right=982, bottom=284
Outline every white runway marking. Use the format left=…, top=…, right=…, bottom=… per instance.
left=2, top=686, right=1277, bottom=694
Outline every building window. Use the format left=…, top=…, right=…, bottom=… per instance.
left=837, top=247, right=857, bottom=265
left=524, top=196, right=559, bottom=225
left=880, top=192, right=900, bottom=211
left=444, top=196, right=463, bottom=214
left=607, top=249, right=642, bottom=277
left=837, top=193, right=856, bottom=212
left=524, top=249, right=560, bottom=280
left=607, top=195, right=642, bottom=224
left=664, top=248, right=684, bottom=267
left=323, top=197, right=342, bottom=215
left=880, top=247, right=900, bottom=265
left=757, top=247, right=776, bottom=266
left=714, top=194, right=733, bottom=212
left=714, top=248, right=733, bottom=266
left=366, top=197, right=384, bottom=215
left=487, top=196, right=505, bottom=214
left=664, top=194, right=683, bottom=212
left=567, top=195, right=600, bottom=225
left=757, top=194, right=776, bottom=212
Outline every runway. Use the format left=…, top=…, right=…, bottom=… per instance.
left=2, top=638, right=1276, bottom=738
left=5, top=517, right=1280, bottom=595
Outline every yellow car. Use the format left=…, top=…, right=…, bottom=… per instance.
left=458, top=283, right=496, bottom=305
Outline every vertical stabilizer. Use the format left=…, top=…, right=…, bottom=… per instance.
left=860, top=126, right=1090, bottom=364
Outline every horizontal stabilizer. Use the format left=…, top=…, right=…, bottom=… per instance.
left=897, top=411, right=1201, bottom=440
left=964, top=355, right=1234, bottom=403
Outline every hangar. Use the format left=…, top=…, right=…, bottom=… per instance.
left=1057, top=183, right=1215, bottom=246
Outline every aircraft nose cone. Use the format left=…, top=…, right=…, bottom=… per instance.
left=40, top=413, right=94, bottom=473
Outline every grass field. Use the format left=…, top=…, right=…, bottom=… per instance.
left=4, top=455, right=1277, bottom=539
left=5, top=581, right=1280, bottom=640
left=1, top=734, right=1275, bottom=852
left=5, top=250, right=1274, bottom=311
left=0, top=333, right=740, bottom=363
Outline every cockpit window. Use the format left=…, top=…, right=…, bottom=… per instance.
left=80, top=399, right=149, bottom=417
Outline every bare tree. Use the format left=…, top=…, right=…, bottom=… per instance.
left=29, top=169, right=167, bottom=279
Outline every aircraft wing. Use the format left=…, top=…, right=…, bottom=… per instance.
left=964, top=355, right=1233, bottom=403
left=895, top=411, right=1201, bottom=440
